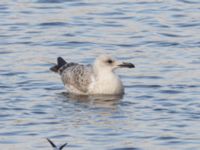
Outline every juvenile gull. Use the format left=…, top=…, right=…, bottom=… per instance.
left=50, top=55, right=135, bottom=95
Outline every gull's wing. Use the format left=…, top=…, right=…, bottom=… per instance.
left=61, top=63, right=93, bottom=93
left=47, top=138, right=68, bottom=150
left=59, top=143, right=68, bottom=150
left=46, top=138, right=56, bottom=148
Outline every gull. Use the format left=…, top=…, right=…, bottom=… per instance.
left=50, top=55, right=135, bottom=95
left=47, top=138, right=67, bottom=150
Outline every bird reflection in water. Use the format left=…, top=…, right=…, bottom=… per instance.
left=59, top=92, right=123, bottom=108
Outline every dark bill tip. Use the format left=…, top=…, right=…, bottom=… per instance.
left=119, top=62, right=135, bottom=68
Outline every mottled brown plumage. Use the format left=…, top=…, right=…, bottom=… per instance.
left=50, top=55, right=135, bottom=95
left=61, top=64, right=93, bottom=93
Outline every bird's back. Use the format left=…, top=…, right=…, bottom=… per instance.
left=61, top=63, right=93, bottom=94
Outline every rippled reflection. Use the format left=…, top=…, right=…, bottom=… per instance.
left=60, top=92, right=123, bottom=108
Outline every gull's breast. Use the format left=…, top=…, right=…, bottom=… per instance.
left=88, top=74, right=124, bottom=95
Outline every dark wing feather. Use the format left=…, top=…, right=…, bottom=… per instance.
left=59, top=143, right=68, bottom=150
left=50, top=57, right=67, bottom=73
left=46, top=138, right=57, bottom=148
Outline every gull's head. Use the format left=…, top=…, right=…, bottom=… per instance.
left=93, top=55, right=135, bottom=72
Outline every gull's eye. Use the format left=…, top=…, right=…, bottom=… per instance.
left=107, top=59, right=113, bottom=64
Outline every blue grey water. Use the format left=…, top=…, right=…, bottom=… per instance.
left=0, top=0, right=200, bottom=149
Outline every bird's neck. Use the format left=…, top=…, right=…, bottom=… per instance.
left=94, top=68, right=114, bottom=79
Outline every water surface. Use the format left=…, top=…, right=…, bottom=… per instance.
left=0, top=0, right=200, bottom=150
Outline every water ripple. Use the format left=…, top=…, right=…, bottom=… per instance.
left=0, top=0, right=199, bottom=150
left=38, top=22, right=67, bottom=27
left=110, top=148, right=141, bottom=150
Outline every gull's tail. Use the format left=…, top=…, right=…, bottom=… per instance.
left=50, top=57, right=66, bottom=73
left=46, top=138, right=67, bottom=150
